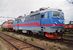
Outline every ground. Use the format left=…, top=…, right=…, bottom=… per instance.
left=2, top=31, right=69, bottom=50
left=0, top=29, right=72, bottom=50
left=0, top=38, right=8, bottom=50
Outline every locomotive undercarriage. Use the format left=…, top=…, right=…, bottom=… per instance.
left=40, top=27, right=64, bottom=39
left=21, top=28, right=64, bottom=39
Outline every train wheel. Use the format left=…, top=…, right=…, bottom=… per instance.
left=18, top=30, right=22, bottom=34
left=27, top=30, right=33, bottom=35
left=58, top=33, right=63, bottom=39
left=15, top=30, right=22, bottom=34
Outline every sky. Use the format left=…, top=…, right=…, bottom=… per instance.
left=0, top=0, right=73, bottom=24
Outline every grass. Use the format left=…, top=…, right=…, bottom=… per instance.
left=0, top=28, right=2, bottom=31
left=31, top=37, right=34, bottom=41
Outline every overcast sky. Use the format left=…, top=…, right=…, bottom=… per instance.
left=0, top=0, right=73, bottom=24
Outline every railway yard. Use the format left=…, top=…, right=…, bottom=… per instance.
left=0, top=31, right=44, bottom=50
left=0, top=30, right=73, bottom=50
left=0, top=0, right=73, bottom=50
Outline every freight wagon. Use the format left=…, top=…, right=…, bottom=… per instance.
left=64, top=21, right=73, bottom=32
left=1, top=20, right=13, bottom=31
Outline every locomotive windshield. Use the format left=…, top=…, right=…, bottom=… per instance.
left=53, top=11, right=64, bottom=18
left=53, top=11, right=60, bottom=16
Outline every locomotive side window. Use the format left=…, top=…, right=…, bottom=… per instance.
left=21, top=19, right=24, bottom=22
left=45, top=12, right=48, bottom=18
left=15, top=19, right=18, bottom=23
left=16, top=19, right=21, bottom=23
left=30, top=15, right=35, bottom=20
left=25, top=17, right=29, bottom=21
left=35, top=14, right=41, bottom=20
left=31, top=13, right=40, bottom=20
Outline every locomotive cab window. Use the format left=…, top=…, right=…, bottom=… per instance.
left=16, top=19, right=21, bottom=23
left=41, top=13, right=45, bottom=18
left=41, top=12, right=48, bottom=18
left=45, top=12, right=48, bottom=18
left=41, top=14, right=44, bottom=18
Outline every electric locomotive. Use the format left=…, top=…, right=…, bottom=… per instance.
left=13, top=8, right=64, bottom=39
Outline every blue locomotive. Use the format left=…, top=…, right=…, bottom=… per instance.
left=13, top=8, right=64, bottom=39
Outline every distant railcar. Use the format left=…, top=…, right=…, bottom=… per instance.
left=64, top=21, right=73, bottom=32
left=1, top=20, right=13, bottom=31
left=64, top=24, right=73, bottom=29
left=13, top=8, right=64, bottom=39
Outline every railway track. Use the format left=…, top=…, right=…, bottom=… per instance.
left=15, top=31, right=73, bottom=43
left=0, top=32, right=44, bottom=50
left=63, top=38, right=73, bottom=44
left=15, top=32, right=73, bottom=44
left=0, top=31, right=73, bottom=50
left=62, top=33, right=73, bottom=44
left=28, top=33, right=73, bottom=45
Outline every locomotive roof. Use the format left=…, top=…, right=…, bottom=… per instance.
left=15, top=8, right=62, bottom=20
left=15, top=16, right=25, bottom=20
left=29, top=8, right=62, bottom=16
